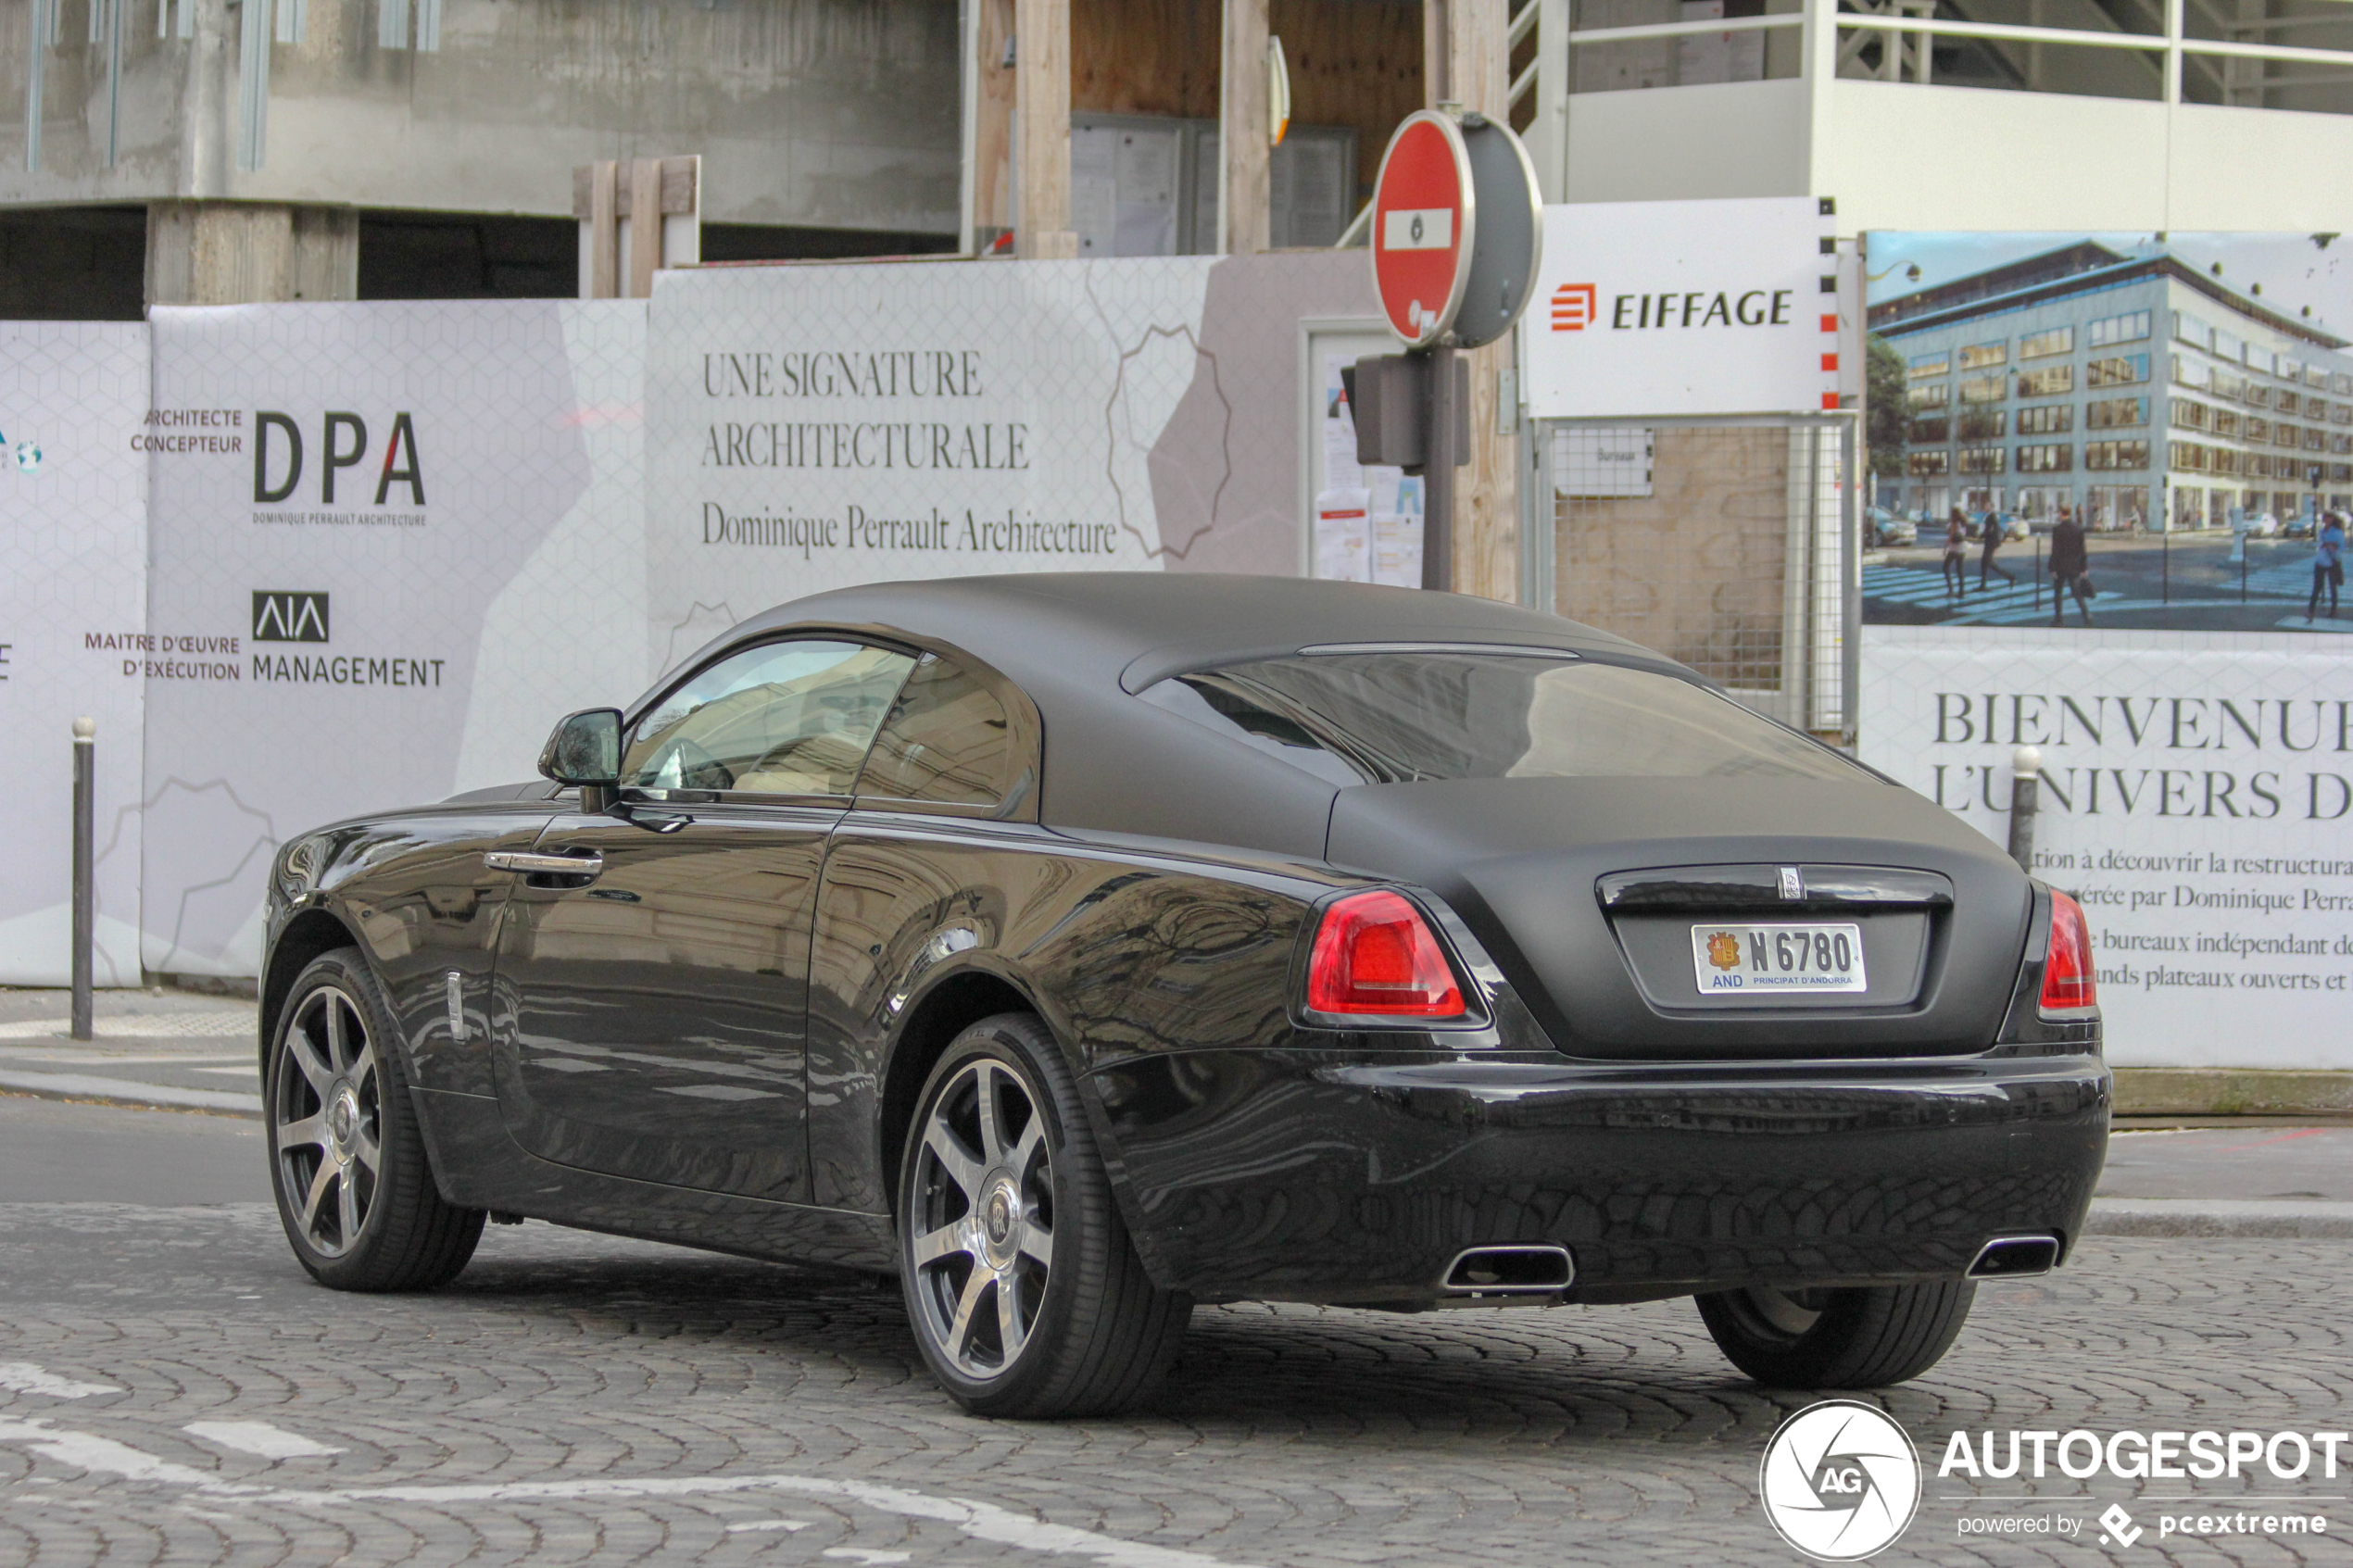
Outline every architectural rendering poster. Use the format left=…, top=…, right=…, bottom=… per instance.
left=1858, top=232, right=2353, bottom=1068
left=138, top=302, right=648, bottom=978
left=644, top=253, right=1367, bottom=678
left=0, top=322, right=149, bottom=985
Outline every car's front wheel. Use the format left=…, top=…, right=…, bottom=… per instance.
left=267, top=949, right=484, bottom=1291
left=897, top=1013, right=1190, bottom=1417
left=1695, top=1279, right=1975, bottom=1387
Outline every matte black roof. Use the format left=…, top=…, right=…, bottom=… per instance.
left=647, top=573, right=1682, bottom=857
left=701, top=571, right=1662, bottom=694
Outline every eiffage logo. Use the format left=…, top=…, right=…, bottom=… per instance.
left=1549, top=282, right=1597, bottom=332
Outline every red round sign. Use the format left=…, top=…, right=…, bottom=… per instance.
left=1370, top=112, right=1474, bottom=348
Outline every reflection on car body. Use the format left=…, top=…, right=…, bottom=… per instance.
left=258, top=573, right=2108, bottom=1417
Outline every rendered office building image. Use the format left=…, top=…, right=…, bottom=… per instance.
left=1870, top=242, right=2353, bottom=532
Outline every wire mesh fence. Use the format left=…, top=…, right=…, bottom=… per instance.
left=1527, top=414, right=1859, bottom=738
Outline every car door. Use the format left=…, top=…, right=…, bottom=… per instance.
left=804, top=648, right=1046, bottom=1210
left=491, top=636, right=917, bottom=1200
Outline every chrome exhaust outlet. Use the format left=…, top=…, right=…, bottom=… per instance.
left=1440, top=1245, right=1576, bottom=1299
left=1968, top=1235, right=2060, bottom=1279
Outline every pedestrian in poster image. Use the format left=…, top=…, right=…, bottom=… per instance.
left=2310, top=511, right=2347, bottom=622
left=2048, top=506, right=2094, bottom=627
left=1977, top=510, right=2017, bottom=593
left=1943, top=508, right=1969, bottom=600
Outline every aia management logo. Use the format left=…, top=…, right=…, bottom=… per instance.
left=253, top=591, right=330, bottom=644
left=1760, top=1400, right=1923, bottom=1561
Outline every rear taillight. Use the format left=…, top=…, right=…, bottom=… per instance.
left=1306, top=890, right=1466, bottom=1017
left=2039, top=889, right=2095, bottom=1011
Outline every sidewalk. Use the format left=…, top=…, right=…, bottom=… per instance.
left=0, top=989, right=261, bottom=1116
left=4, top=989, right=2348, bottom=1237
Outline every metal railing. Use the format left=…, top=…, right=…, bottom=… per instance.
left=1510, top=0, right=2353, bottom=111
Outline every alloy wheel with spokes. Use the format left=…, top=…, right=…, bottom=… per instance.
left=907, top=1056, right=1057, bottom=1380
left=273, top=984, right=384, bottom=1259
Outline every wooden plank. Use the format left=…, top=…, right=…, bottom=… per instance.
left=1017, top=0, right=1076, bottom=257
left=588, top=159, right=617, bottom=300
left=628, top=157, right=662, bottom=296
left=1219, top=0, right=1271, bottom=252
left=1073, top=0, right=1219, bottom=117
left=1448, top=0, right=1518, bottom=604
left=975, top=0, right=1017, bottom=250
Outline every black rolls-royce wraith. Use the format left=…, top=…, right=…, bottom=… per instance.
left=259, top=573, right=2106, bottom=1417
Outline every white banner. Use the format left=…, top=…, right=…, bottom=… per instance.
left=0, top=323, right=150, bottom=985
left=646, top=259, right=1218, bottom=673
left=139, top=302, right=648, bottom=978
left=1520, top=197, right=1837, bottom=419
left=1860, top=624, right=2353, bottom=1070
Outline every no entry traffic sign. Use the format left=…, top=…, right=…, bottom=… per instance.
left=1370, top=110, right=1543, bottom=351
left=1370, top=111, right=1472, bottom=349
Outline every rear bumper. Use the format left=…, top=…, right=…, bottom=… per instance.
left=1088, top=1048, right=2109, bottom=1306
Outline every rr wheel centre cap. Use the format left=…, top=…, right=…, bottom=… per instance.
left=977, top=1173, right=1022, bottom=1270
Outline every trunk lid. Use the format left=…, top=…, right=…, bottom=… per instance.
left=1326, top=776, right=2032, bottom=1060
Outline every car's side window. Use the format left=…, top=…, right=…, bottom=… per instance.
left=856, top=653, right=1013, bottom=808
left=621, top=640, right=916, bottom=799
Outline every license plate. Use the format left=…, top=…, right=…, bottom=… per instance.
left=1690, top=922, right=1867, bottom=995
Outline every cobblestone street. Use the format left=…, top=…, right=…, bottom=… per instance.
left=1, top=1195, right=2347, bottom=1567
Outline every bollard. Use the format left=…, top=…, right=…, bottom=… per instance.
left=71, top=716, right=95, bottom=1042
left=2007, top=744, right=2040, bottom=873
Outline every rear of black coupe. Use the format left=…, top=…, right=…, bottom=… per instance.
left=1097, top=637, right=2107, bottom=1392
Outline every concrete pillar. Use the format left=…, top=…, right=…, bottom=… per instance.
left=145, top=202, right=359, bottom=306
left=1434, top=0, right=1519, bottom=603
left=1218, top=0, right=1271, bottom=254
left=1014, top=0, right=1076, bottom=258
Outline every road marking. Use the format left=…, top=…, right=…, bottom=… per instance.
left=0, top=1364, right=122, bottom=1399
left=0, top=1417, right=1259, bottom=1568
left=725, top=1518, right=812, bottom=1533
left=183, top=1421, right=346, bottom=1459
left=824, top=1551, right=912, bottom=1564
left=0, top=1418, right=218, bottom=1486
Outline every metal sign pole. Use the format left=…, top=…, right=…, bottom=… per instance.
left=71, top=716, right=94, bottom=1042
left=1422, top=345, right=1457, bottom=591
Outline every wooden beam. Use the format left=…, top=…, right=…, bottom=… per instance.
left=1448, top=0, right=1519, bottom=603
left=628, top=157, right=661, bottom=298
left=588, top=160, right=618, bottom=300
left=1218, top=0, right=1270, bottom=253
left=1016, top=0, right=1077, bottom=257
left=975, top=0, right=1017, bottom=252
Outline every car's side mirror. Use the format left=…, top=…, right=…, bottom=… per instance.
left=538, top=709, right=623, bottom=805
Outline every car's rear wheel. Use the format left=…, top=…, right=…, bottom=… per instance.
left=268, top=949, right=484, bottom=1291
left=898, top=1012, right=1190, bottom=1417
left=1695, top=1279, right=1974, bottom=1387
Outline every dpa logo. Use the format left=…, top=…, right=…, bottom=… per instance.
left=253, top=411, right=426, bottom=506
left=252, top=591, right=331, bottom=644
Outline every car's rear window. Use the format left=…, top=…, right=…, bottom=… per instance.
left=1151, top=652, right=1869, bottom=784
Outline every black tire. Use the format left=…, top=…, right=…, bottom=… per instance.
left=1696, top=1279, right=1975, bottom=1388
left=266, top=948, right=484, bottom=1291
left=897, top=1012, right=1190, bottom=1418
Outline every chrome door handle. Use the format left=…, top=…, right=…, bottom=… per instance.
left=484, top=850, right=604, bottom=879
